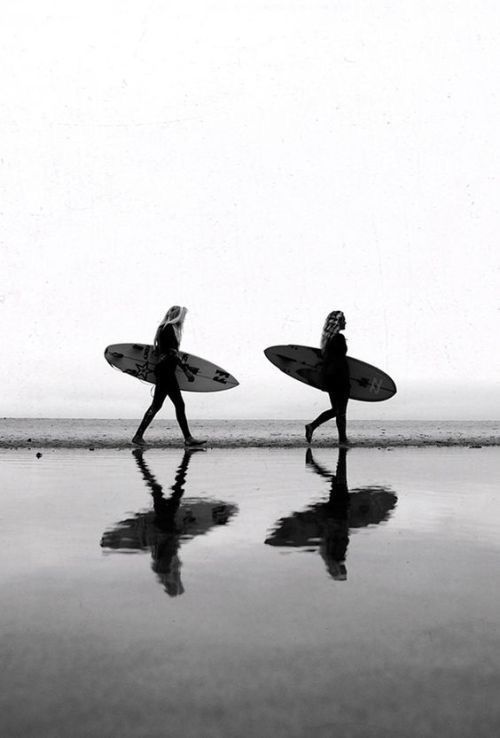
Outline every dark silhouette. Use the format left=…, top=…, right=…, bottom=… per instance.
left=101, top=449, right=238, bottom=596
left=133, top=305, right=205, bottom=447
left=265, top=448, right=397, bottom=581
left=305, top=310, right=350, bottom=446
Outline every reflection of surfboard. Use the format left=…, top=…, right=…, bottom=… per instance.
left=104, top=343, right=239, bottom=393
left=264, top=345, right=396, bottom=402
left=101, top=498, right=239, bottom=551
left=265, top=487, right=398, bottom=547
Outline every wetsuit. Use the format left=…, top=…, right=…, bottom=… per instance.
left=133, top=323, right=190, bottom=440
left=321, top=333, right=350, bottom=398
left=155, top=323, right=180, bottom=385
left=314, top=333, right=350, bottom=442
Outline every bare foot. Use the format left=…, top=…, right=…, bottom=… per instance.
left=305, top=424, right=313, bottom=444
left=132, top=435, right=146, bottom=446
left=184, top=437, right=207, bottom=447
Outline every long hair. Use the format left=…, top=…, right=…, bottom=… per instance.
left=155, top=306, right=187, bottom=345
left=320, top=311, right=345, bottom=351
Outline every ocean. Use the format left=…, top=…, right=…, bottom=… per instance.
left=0, top=417, right=499, bottom=448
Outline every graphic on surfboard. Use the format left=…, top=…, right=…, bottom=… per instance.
left=104, top=343, right=239, bottom=393
left=264, top=345, right=396, bottom=402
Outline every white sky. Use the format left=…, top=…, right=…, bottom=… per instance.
left=1, top=0, right=499, bottom=419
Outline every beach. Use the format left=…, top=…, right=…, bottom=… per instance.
left=1, top=418, right=499, bottom=448
left=1, top=441, right=499, bottom=737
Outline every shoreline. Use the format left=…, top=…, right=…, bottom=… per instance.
left=0, top=438, right=498, bottom=449
left=1, top=418, right=498, bottom=449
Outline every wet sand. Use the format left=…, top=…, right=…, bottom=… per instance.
left=1, top=447, right=499, bottom=737
left=1, top=418, right=499, bottom=447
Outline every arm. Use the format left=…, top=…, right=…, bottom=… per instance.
left=177, top=354, right=195, bottom=382
left=156, top=324, right=194, bottom=381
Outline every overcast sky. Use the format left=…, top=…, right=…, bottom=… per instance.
left=1, top=0, right=499, bottom=419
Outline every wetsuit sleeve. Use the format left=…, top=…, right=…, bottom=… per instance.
left=156, top=325, right=193, bottom=377
left=336, top=334, right=347, bottom=354
left=323, top=333, right=347, bottom=358
left=157, top=324, right=179, bottom=353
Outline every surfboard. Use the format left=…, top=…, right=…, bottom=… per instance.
left=104, top=343, right=239, bottom=393
left=264, top=345, right=396, bottom=402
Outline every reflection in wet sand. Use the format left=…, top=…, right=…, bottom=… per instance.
left=101, top=449, right=238, bottom=595
left=265, top=448, right=397, bottom=580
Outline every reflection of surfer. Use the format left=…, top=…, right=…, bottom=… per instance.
left=100, top=449, right=238, bottom=597
left=265, top=448, right=397, bottom=582
left=306, top=447, right=349, bottom=580
left=305, top=310, right=350, bottom=446
left=133, top=448, right=193, bottom=596
left=132, top=306, right=206, bottom=447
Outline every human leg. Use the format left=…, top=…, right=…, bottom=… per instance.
left=166, top=383, right=190, bottom=439
left=305, top=404, right=337, bottom=444
left=335, top=393, right=349, bottom=445
left=132, top=382, right=168, bottom=444
left=306, top=388, right=349, bottom=445
left=166, top=383, right=206, bottom=445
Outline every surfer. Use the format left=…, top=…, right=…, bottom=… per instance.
left=305, top=310, right=350, bottom=446
left=132, top=306, right=206, bottom=447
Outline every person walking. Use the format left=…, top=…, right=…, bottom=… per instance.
left=132, top=306, right=205, bottom=447
left=305, top=310, right=350, bottom=446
